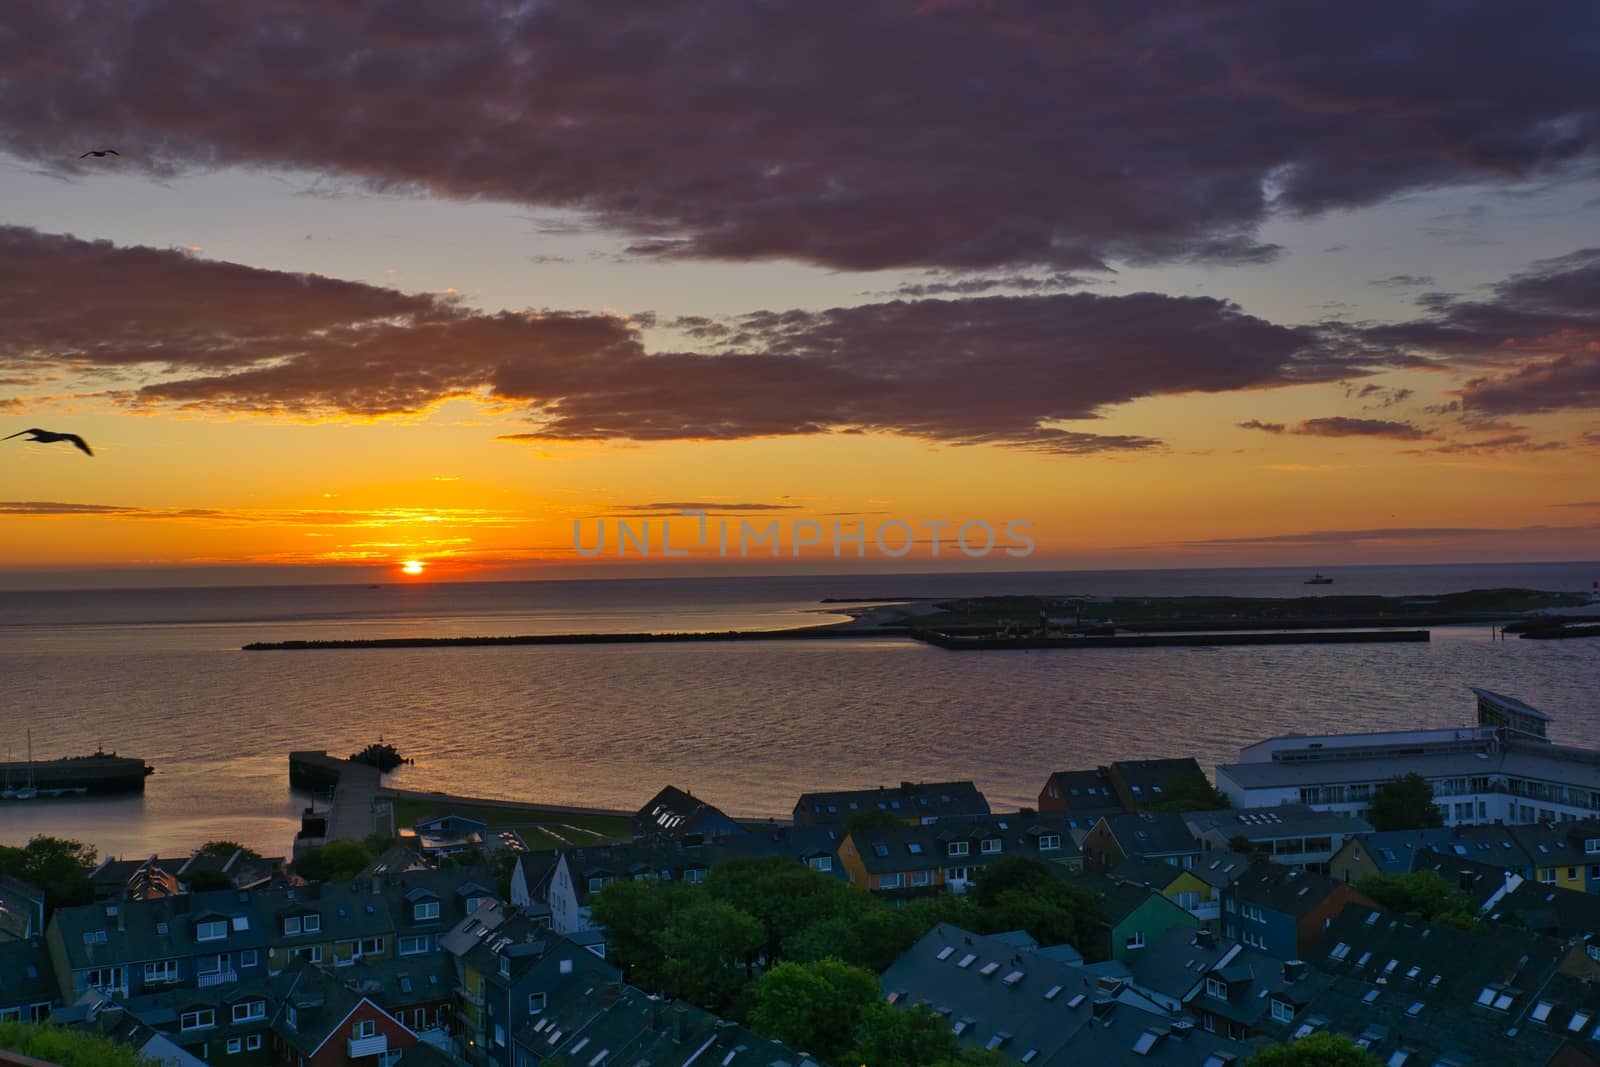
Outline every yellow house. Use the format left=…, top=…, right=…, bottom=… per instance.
left=1111, top=851, right=1250, bottom=927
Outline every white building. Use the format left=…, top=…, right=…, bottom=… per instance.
left=1215, top=689, right=1600, bottom=827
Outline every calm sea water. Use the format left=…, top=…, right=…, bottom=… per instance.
left=1, top=563, right=1597, bottom=860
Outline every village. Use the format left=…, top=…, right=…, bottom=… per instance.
left=7, top=687, right=1600, bottom=1067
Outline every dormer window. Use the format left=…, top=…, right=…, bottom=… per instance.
left=304, top=914, right=320, bottom=933
left=948, top=841, right=969, bottom=857
left=1038, top=835, right=1061, bottom=851
left=980, top=838, right=1001, bottom=854
left=196, top=920, right=228, bottom=942
left=1205, top=977, right=1227, bottom=1001
left=414, top=900, right=440, bottom=921
left=499, top=956, right=511, bottom=978
left=1270, top=999, right=1295, bottom=1023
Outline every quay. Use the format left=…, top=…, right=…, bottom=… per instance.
left=912, top=628, right=1431, bottom=650
left=288, top=751, right=383, bottom=845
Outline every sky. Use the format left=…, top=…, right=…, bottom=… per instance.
left=1, top=1, right=1598, bottom=587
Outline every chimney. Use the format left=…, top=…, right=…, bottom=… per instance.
left=602, top=980, right=621, bottom=1005
left=1458, top=870, right=1476, bottom=891
left=1091, top=997, right=1115, bottom=1021
left=370, top=874, right=382, bottom=895
left=672, top=1004, right=689, bottom=1043
left=1283, top=960, right=1306, bottom=983
left=650, top=997, right=665, bottom=1031
left=1193, top=930, right=1215, bottom=950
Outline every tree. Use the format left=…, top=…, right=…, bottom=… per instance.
left=963, top=857, right=1103, bottom=957
left=589, top=879, right=693, bottom=985
left=707, top=856, right=860, bottom=963
left=1355, top=871, right=1476, bottom=927
left=840, top=807, right=906, bottom=837
left=0, top=1021, right=149, bottom=1067
left=1245, top=1031, right=1382, bottom=1066
left=1368, top=774, right=1444, bottom=831
left=1151, top=772, right=1231, bottom=812
left=850, top=1003, right=962, bottom=1067
left=748, top=959, right=881, bottom=1063
left=0, top=836, right=98, bottom=912
left=654, top=894, right=764, bottom=1012
left=292, top=839, right=374, bottom=882
left=199, top=840, right=260, bottom=860
left=182, top=869, right=236, bottom=892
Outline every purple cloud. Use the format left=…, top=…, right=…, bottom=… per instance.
left=3, top=227, right=1396, bottom=454
left=1, top=2, right=1596, bottom=271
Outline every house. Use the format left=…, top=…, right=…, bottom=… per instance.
left=792, top=779, right=990, bottom=827
left=512, top=983, right=818, bottom=1067
left=54, top=977, right=278, bottom=1067
left=449, top=922, right=619, bottom=1067
left=879, top=922, right=1251, bottom=1065
left=1081, top=812, right=1201, bottom=871
left=273, top=958, right=420, bottom=1067
left=1184, top=941, right=1328, bottom=1043
left=839, top=815, right=1084, bottom=899
left=1216, top=688, right=1600, bottom=829
left=633, top=786, right=747, bottom=843
left=1068, top=874, right=1200, bottom=963
left=62, top=997, right=211, bottom=1067
left=330, top=953, right=456, bottom=1043
left=44, top=867, right=496, bottom=1003
left=1222, top=863, right=1370, bottom=960
left=1037, top=768, right=1127, bottom=823
left=507, top=854, right=559, bottom=911
left=1330, top=829, right=1456, bottom=883
left=0, top=875, right=45, bottom=942
left=1110, top=854, right=1246, bottom=927
left=171, top=851, right=287, bottom=893
left=0, top=937, right=57, bottom=1022
left=1185, top=804, right=1372, bottom=870
left=1106, top=758, right=1206, bottom=812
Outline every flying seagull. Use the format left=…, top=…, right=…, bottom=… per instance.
left=79, top=149, right=119, bottom=158
left=4, top=428, right=94, bottom=456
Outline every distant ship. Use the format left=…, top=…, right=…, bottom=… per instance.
left=1305, top=573, right=1334, bottom=585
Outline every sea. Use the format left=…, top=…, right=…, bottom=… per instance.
left=1, top=562, right=1597, bottom=861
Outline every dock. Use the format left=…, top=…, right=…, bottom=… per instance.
left=912, top=629, right=1432, bottom=650
left=288, top=751, right=383, bottom=842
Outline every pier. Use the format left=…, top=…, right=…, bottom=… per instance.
left=912, top=628, right=1432, bottom=650
left=288, top=751, right=383, bottom=843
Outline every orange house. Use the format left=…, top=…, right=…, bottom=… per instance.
left=838, top=826, right=948, bottom=898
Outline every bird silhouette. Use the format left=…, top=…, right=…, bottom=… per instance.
left=79, top=149, right=119, bottom=158
left=4, top=428, right=94, bottom=456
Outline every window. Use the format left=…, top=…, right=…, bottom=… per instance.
left=1569, top=1011, right=1592, bottom=1032
left=683, top=868, right=707, bottom=884
left=290, top=945, right=322, bottom=963
left=399, top=936, right=428, bottom=956
left=181, top=1010, right=216, bottom=1031
left=587, top=876, right=610, bottom=893
left=1205, top=977, right=1227, bottom=1001
left=910, top=870, right=932, bottom=886
left=285, top=1007, right=297, bottom=1030
left=907, top=842, right=924, bottom=855
left=143, top=960, right=179, bottom=984
left=981, top=838, right=1001, bottom=854
left=414, top=900, right=440, bottom=921
left=1125, top=931, right=1145, bottom=950
left=1541, top=868, right=1557, bottom=884
left=232, top=1000, right=266, bottom=1023
left=239, top=950, right=257, bottom=968
left=353, top=1020, right=377, bottom=1039
left=529, top=992, right=547, bottom=1014
left=873, top=843, right=890, bottom=857
left=1533, top=1001, right=1555, bottom=1023
left=879, top=873, right=904, bottom=889
left=1329, top=942, right=1351, bottom=961
left=957, top=954, right=977, bottom=968
left=414, top=1009, right=428, bottom=1029
left=948, top=841, right=969, bottom=857
left=808, top=856, right=833, bottom=872
left=499, top=956, right=511, bottom=978
left=303, top=914, right=321, bottom=933
left=227, top=1039, right=242, bottom=1055
left=86, top=967, right=124, bottom=992
left=1038, top=834, right=1061, bottom=851
left=284, top=916, right=301, bottom=935
left=246, top=1036, right=261, bottom=1051
left=1569, top=868, right=1579, bottom=880
left=356, top=937, right=383, bottom=956
left=199, top=954, right=229, bottom=976
left=197, top=920, right=228, bottom=942
left=1271, top=1000, right=1295, bottom=1023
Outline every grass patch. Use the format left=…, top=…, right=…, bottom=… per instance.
left=390, top=797, right=633, bottom=848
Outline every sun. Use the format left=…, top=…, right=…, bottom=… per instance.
left=400, top=560, right=425, bottom=576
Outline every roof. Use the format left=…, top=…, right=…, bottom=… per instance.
left=558, top=826, right=848, bottom=905
left=1405, top=853, right=1518, bottom=910
left=1489, top=882, right=1600, bottom=940
left=0, top=875, right=44, bottom=940
left=1186, top=804, right=1372, bottom=842
left=1339, top=829, right=1457, bottom=874
left=0, top=937, right=57, bottom=1009
left=1109, top=758, right=1205, bottom=802
left=1220, top=735, right=1600, bottom=793
left=50, top=866, right=497, bottom=973
left=1293, top=904, right=1575, bottom=1067
left=880, top=923, right=1250, bottom=1066
left=517, top=983, right=819, bottom=1066
left=1070, top=873, right=1189, bottom=929
left=1471, top=687, right=1552, bottom=722
left=1094, top=812, right=1201, bottom=858
left=634, top=785, right=747, bottom=841
left=1177, top=939, right=1328, bottom=1030
left=846, top=814, right=1082, bottom=877
left=272, top=958, right=397, bottom=1056
left=794, top=779, right=990, bottom=825
left=1043, top=768, right=1126, bottom=813
left=1229, top=862, right=1353, bottom=918
left=1188, top=851, right=1253, bottom=890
